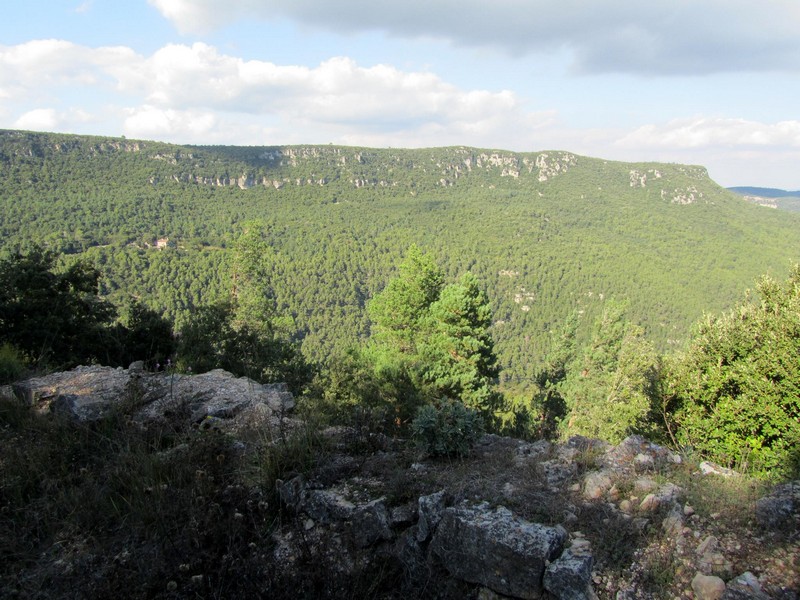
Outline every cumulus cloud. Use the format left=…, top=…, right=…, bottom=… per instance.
left=123, top=105, right=219, bottom=139
left=617, top=117, right=800, bottom=149
left=0, top=39, right=547, bottom=147
left=11, top=107, right=94, bottom=131
left=148, top=0, right=800, bottom=75
left=0, top=39, right=140, bottom=101
left=14, top=108, right=59, bottom=130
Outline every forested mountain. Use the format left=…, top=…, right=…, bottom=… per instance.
left=2, top=129, right=799, bottom=386
left=728, top=186, right=800, bottom=198
left=728, top=186, right=800, bottom=212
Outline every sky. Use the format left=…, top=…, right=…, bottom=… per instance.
left=1, top=1, right=799, bottom=189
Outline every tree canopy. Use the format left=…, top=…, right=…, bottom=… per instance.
left=667, top=267, right=800, bottom=476
left=0, top=248, right=115, bottom=368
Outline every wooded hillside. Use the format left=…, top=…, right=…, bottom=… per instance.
left=2, top=129, right=799, bottom=384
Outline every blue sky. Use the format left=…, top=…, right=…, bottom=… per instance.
left=2, top=0, right=799, bottom=188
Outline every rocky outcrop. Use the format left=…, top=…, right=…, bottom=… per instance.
left=4, top=368, right=798, bottom=599
left=430, top=503, right=566, bottom=599
left=9, top=365, right=295, bottom=432
left=755, top=480, right=800, bottom=531
left=275, top=472, right=576, bottom=600
left=544, top=547, right=595, bottom=600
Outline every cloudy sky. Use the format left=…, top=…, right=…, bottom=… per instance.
left=2, top=0, right=799, bottom=188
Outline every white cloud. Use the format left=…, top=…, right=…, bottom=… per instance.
left=0, top=39, right=547, bottom=147
left=12, top=107, right=96, bottom=132
left=148, top=0, right=800, bottom=75
left=99, top=42, right=536, bottom=141
left=617, top=117, right=800, bottom=149
left=14, top=108, right=59, bottom=130
left=0, top=39, right=140, bottom=100
left=123, top=105, right=218, bottom=139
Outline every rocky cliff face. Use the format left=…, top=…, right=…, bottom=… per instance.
left=0, top=129, right=724, bottom=203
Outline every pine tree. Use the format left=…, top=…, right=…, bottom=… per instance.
left=368, top=244, right=444, bottom=359
left=419, top=273, right=501, bottom=413
left=367, top=246, right=501, bottom=421
left=560, top=302, right=659, bottom=443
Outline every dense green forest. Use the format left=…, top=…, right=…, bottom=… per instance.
left=2, top=129, right=800, bottom=388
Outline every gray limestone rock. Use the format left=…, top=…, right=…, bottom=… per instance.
left=417, top=490, right=447, bottom=542
left=543, top=549, right=595, bottom=600
left=692, top=573, right=726, bottom=600
left=722, top=572, right=771, bottom=600
left=604, top=435, right=680, bottom=473
left=10, top=366, right=295, bottom=432
left=351, top=498, right=392, bottom=548
left=755, top=480, right=799, bottom=531
left=304, top=489, right=356, bottom=523
left=430, top=503, right=567, bottom=599
left=583, top=470, right=613, bottom=500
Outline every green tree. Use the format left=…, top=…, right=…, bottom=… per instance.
left=366, top=248, right=501, bottom=424
left=0, top=247, right=115, bottom=368
left=368, top=244, right=444, bottom=360
left=176, top=226, right=310, bottom=390
left=231, top=222, right=276, bottom=331
left=115, top=298, right=175, bottom=369
left=419, top=273, right=501, bottom=414
left=525, top=310, right=579, bottom=439
left=363, top=245, right=445, bottom=423
left=560, top=302, right=659, bottom=443
left=667, top=267, right=800, bottom=477
left=176, top=301, right=233, bottom=375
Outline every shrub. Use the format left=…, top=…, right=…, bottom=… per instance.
left=0, top=247, right=115, bottom=368
left=0, top=343, right=25, bottom=384
left=411, top=399, right=484, bottom=458
left=667, top=267, right=800, bottom=478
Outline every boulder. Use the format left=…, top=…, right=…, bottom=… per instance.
left=540, top=459, right=578, bottom=488
left=430, top=503, right=567, bottom=599
left=417, top=490, right=447, bottom=542
left=14, top=365, right=132, bottom=420
left=543, top=549, right=595, bottom=600
left=604, top=435, right=681, bottom=472
left=691, top=573, right=726, bottom=600
left=277, top=477, right=392, bottom=547
left=699, top=461, right=739, bottom=477
left=696, top=535, right=733, bottom=578
left=638, top=482, right=681, bottom=512
left=755, top=480, right=799, bottom=531
left=10, top=365, right=295, bottom=431
left=583, top=470, right=613, bottom=500
left=722, top=572, right=771, bottom=600
left=304, top=489, right=357, bottom=523
left=351, top=498, right=392, bottom=548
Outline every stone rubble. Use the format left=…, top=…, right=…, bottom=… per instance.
left=4, top=368, right=799, bottom=599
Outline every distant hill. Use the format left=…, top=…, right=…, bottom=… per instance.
left=2, top=129, right=800, bottom=384
left=728, top=186, right=800, bottom=198
left=728, top=186, right=800, bottom=212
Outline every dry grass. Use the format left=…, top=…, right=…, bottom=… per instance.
left=0, top=396, right=328, bottom=599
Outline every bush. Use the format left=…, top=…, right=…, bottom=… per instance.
left=0, top=343, right=25, bottom=384
left=411, top=399, right=484, bottom=458
left=0, top=247, right=115, bottom=368
left=667, top=267, right=800, bottom=478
